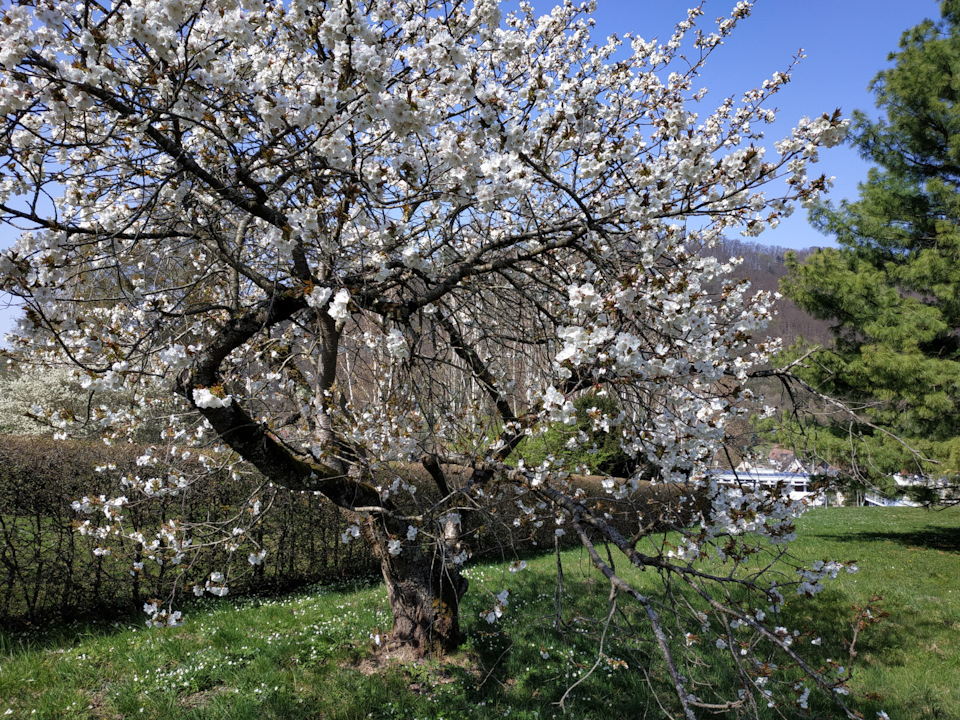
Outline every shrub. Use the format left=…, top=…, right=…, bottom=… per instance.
left=0, top=436, right=694, bottom=627
left=0, top=436, right=377, bottom=626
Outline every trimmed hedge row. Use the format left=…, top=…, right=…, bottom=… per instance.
left=383, top=462, right=696, bottom=561
left=0, top=436, right=693, bottom=628
left=0, top=436, right=377, bottom=627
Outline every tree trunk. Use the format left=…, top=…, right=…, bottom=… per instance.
left=366, top=520, right=469, bottom=657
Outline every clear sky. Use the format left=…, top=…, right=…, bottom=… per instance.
left=589, top=0, right=940, bottom=249
left=0, top=0, right=943, bottom=339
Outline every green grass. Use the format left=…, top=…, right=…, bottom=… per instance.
left=784, top=507, right=960, bottom=719
left=0, top=507, right=957, bottom=719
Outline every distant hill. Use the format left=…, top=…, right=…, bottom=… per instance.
left=707, top=238, right=834, bottom=349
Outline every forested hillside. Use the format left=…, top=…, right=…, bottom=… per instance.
left=712, top=238, right=834, bottom=348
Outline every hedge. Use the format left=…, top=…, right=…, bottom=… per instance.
left=0, top=436, right=376, bottom=627
left=0, top=436, right=694, bottom=628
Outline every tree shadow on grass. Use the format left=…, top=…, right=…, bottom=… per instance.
left=819, top=526, right=960, bottom=552
left=781, top=578, right=960, bottom=720
left=0, top=577, right=377, bottom=655
left=449, top=565, right=926, bottom=720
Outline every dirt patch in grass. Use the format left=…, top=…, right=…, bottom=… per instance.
left=349, top=642, right=480, bottom=695
left=179, top=685, right=229, bottom=709
left=85, top=689, right=122, bottom=720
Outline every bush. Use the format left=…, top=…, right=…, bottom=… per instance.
left=0, top=436, right=377, bottom=627
left=0, top=437, right=697, bottom=628
left=514, top=391, right=639, bottom=477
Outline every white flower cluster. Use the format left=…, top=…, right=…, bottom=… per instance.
left=193, top=571, right=229, bottom=597
left=341, top=524, right=361, bottom=545
left=542, top=386, right=575, bottom=425
left=71, top=494, right=128, bottom=522
left=384, top=329, right=409, bottom=359
left=305, top=286, right=333, bottom=310
left=483, top=589, right=510, bottom=624
left=327, top=289, right=351, bottom=322
left=796, top=559, right=858, bottom=597
left=143, top=602, right=183, bottom=628
left=158, top=344, right=191, bottom=371
left=192, top=388, right=232, bottom=409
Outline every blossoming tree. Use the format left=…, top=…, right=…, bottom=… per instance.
left=1, top=0, right=859, bottom=715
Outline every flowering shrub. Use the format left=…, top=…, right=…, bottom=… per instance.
left=0, top=366, right=85, bottom=436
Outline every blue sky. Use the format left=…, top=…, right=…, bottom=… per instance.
left=0, top=0, right=943, bottom=338
left=589, top=0, right=940, bottom=249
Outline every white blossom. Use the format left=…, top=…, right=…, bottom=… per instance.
left=192, top=388, right=232, bottom=409
left=327, top=289, right=351, bottom=321
left=385, top=329, right=410, bottom=359
left=341, top=525, right=361, bottom=545
left=306, top=286, right=334, bottom=309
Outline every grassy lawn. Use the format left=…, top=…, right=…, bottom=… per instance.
left=785, top=507, right=960, bottom=719
left=0, top=506, right=957, bottom=719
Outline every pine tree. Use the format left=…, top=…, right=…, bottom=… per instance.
left=783, top=0, right=960, bottom=500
